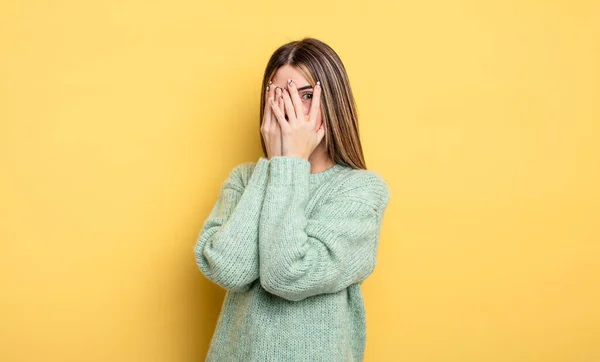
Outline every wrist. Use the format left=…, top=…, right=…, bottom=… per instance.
left=281, top=152, right=309, bottom=161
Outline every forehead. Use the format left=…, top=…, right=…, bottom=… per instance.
left=271, top=65, right=309, bottom=86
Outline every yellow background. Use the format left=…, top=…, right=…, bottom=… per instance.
left=1, top=1, right=598, bottom=361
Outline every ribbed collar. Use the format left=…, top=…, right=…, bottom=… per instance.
left=308, top=163, right=348, bottom=185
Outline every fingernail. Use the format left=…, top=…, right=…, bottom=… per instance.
left=287, top=79, right=292, bottom=84
left=269, top=80, right=273, bottom=85
left=316, top=80, right=321, bottom=87
left=266, top=86, right=270, bottom=91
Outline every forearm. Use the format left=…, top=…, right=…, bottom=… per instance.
left=257, top=156, right=389, bottom=301
left=258, top=156, right=317, bottom=295
left=195, top=157, right=270, bottom=291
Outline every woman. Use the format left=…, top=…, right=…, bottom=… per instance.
left=194, top=37, right=391, bottom=362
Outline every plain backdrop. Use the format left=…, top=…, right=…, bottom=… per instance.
left=1, top=1, right=599, bottom=361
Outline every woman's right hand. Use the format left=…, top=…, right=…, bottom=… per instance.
left=261, top=81, right=284, bottom=160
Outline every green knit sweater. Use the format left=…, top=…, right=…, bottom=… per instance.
left=194, top=156, right=390, bottom=361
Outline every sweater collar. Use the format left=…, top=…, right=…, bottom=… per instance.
left=308, top=163, right=347, bottom=185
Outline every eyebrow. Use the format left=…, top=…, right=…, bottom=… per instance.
left=296, top=85, right=313, bottom=91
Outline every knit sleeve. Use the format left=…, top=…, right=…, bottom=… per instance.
left=258, top=156, right=390, bottom=302
left=194, top=157, right=270, bottom=292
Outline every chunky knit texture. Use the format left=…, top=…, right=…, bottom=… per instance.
left=194, top=156, right=390, bottom=361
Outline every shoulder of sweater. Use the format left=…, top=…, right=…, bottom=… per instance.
left=327, top=167, right=391, bottom=213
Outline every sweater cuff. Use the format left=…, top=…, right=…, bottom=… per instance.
left=255, top=156, right=270, bottom=173
left=246, top=156, right=270, bottom=189
left=269, top=156, right=310, bottom=186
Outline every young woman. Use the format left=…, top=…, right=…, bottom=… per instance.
left=194, top=37, right=391, bottom=362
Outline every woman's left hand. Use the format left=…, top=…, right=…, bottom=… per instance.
left=268, top=79, right=325, bottom=161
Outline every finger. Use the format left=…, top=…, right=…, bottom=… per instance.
left=308, top=80, right=322, bottom=124
left=277, top=89, right=285, bottom=114
left=267, top=80, right=275, bottom=104
left=287, top=79, right=304, bottom=121
left=282, top=88, right=297, bottom=124
left=269, top=98, right=289, bottom=132
left=269, top=113, right=279, bottom=132
left=263, top=81, right=274, bottom=128
left=270, top=87, right=281, bottom=132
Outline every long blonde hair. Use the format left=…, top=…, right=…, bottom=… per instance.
left=259, top=37, right=367, bottom=169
